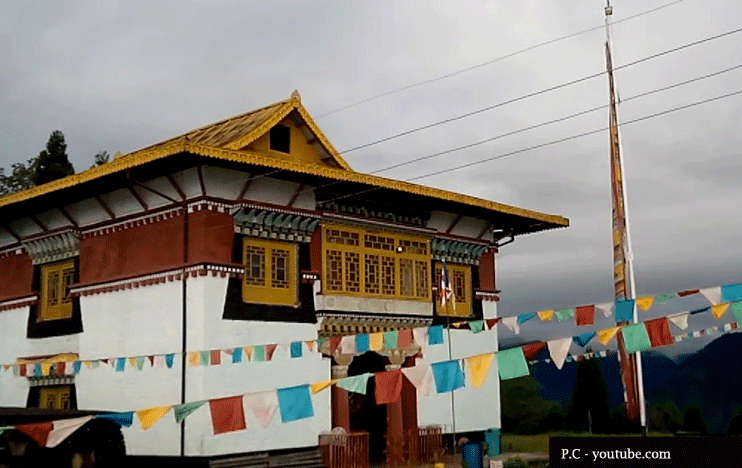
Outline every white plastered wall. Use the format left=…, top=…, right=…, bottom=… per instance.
left=416, top=301, right=500, bottom=434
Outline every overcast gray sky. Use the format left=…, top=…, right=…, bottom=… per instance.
left=2, top=0, right=741, bottom=357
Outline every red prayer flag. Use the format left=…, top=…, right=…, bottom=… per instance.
left=209, top=396, right=247, bottom=435
left=374, top=370, right=403, bottom=405
left=16, top=421, right=53, bottom=447
left=147, top=356, right=155, bottom=366
left=645, top=318, right=673, bottom=347
left=328, top=337, right=341, bottom=355
left=19, top=364, right=27, bottom=377
left=55, top=362, right=66, bottom=376
left=397, top=329, right=413, bottom=349
left=265, top=344, right=277, bottom=360
left=521, top=341, right=547, bottom=360
left=575, top=305, right=595, bottom=326
left=210, top=350, right=221, bottom=365
left=677, top=289, right=700, bottom=297
left=485, top=318, right=500, bottom=330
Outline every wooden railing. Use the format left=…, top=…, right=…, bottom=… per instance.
left=319, top=431, right=369, bottom=468
left=403, top=425, right=444, bottom=465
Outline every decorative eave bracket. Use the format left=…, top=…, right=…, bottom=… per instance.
left=232, top=207, right=320, bottom=242
left=21, top=229, right=80, bottom=265
left=431, top=238, right=488, bottom=265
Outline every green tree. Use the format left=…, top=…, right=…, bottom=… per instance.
left=726, top=407, right=742, bottom=434
left=0, top=157, right=37, bottom=196
left=682, top=405, right=707, bottom=434
left=567, top=352, right=612, bottom=434
left=648, top=401, right=682, bottom=433
left=92, top=150, right=110, bottom=168
left=33, top=130, right=74, bottom=186
left=501, top=376, right=566, bottom=434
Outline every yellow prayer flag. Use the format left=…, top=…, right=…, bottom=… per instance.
left=83, top=361, right=93, bottom=369
left=244, top=347, right=253, bottom=360
left=712, top=303, right=730, bottom=319
left=369, top=333, right=383, bottom=351
left=465, top=353, right=494, bottom=388
left=596, top=327, right=620, bottom=345
left=188, top=352, right=200, bottom=366
left=136, top=405, right=172, bottom=430
left=537, top=310, right=554, bottom=321
left=311, top=380, right=338, bottom=394
left=305, top=341, right=315, bottom=352
left=636, top=296, right=654, bottom=311
left=128, top=357, right=137, bottom=367
left=452, top=322, right=464, bottom=329
left=41, top=362, right=52, bottom=376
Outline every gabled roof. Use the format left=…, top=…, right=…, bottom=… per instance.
left=0, top=92, right=569, bottom=233
left=132, top=90, right=353, bottom=171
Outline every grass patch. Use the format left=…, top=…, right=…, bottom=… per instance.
left=501, top=432, right=674, bottom=453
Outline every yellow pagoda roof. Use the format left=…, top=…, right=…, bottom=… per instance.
left=0, top=92, right=568, bottom=231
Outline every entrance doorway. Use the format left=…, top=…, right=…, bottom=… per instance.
left=347, top=351, right=386, bottom=464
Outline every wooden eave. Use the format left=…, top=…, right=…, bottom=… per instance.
left=0, top=140, right=569, bottom=235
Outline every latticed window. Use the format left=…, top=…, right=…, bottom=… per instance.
left=39, top=386, right=72, bottom=410
left=40, top=261, right=75, bottom=321
left=434, top=262, right=471, bottom=317
left=322, top=224, right=430, bottom=301
left=242, top=238, right=297, bottom=305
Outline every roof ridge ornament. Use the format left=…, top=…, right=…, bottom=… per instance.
left=291, top=90, right=301, bottom=102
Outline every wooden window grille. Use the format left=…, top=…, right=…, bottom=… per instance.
left=242, top=238, right=297, bottom=305
left=40, top=261, right=75, bottom=321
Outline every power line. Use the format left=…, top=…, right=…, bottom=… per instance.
left=340, top=26, right=742, bottom=154
left=315, top=0, right=687, bottom=119
left=368, top=63, right=742, bottom=175
left=322, top=88, right=742, bottom=204
left=280, top=61, right=742, bottom=201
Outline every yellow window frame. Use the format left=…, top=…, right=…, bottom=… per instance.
left=434, top=262, right=472, bottom=317
left=39, top=385, right=72, bottom=410
left=242, top=237, right=298, bottom=306
left=40, top=260, right=75, bottom=321
left=321, top=224, right=431, bottom=302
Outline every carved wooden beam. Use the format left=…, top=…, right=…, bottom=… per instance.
left=29, top=215, right=48, bottom=232
left=1, top=224, right=20, bottom=242
left=287, top=183, right=306, bottom=208
left=94, top=196, right=116, bottom=220
left=57, top=207, right=78, bottom=227
left=127, top=185, right=148, bottom=211
left=445, top=214, right=463, bottom=234
left=237, top=173, right=255, bottom=200
left=196, top=165, right=206, bottom=197
left=476, top=221, right=493, bottom=240
left=166, top=174, right=186, bottom=201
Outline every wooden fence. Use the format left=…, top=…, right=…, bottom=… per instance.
left=403, top=425, right=444, bottom=465
left=319, top=431, right=369, bottom=468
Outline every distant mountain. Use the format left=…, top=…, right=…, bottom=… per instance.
left=527, top=346, right=678, bottom=411
left=646, top=332, right=742, bottom=434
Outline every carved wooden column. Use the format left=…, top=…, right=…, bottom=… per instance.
left=331, top=354, right=352, bottom=431
left=385, top=353, right=405, bottom=466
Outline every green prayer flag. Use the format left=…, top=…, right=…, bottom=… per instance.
left=555, top=308, right=575, bottom=322
left=469, top=320, right=485, bottom=334
left=135, top=356, right=146, bottom=370
left=383, top=331, right=398, bottom=350
left=654, top=294, right=674, bottom=304
left=621, top=323, right=652, bottom=353
left=496, top=348, right=529, bottom=380
left=731, top=301, right=742, bottom=326
left=336, top=373, right=371, bottom=394
left=254, top=345, right=266, bottom=362
left=173, top=401, right=207, bottom=424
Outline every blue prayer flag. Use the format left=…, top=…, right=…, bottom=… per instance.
left=615, top=300, right=635, bottom=322
left=573, top=332, right=596, bottom=347
left=115, top=358, right=126, bottom=372
left=517, top=313, right=536, bottom=324
left=722, top=284, right=742, bottom=303
left=428, top=325, right=444, bottom=345
left=98, top=412, right=134, bottom=427
left=431, top=360, right=465, bottom=393
left=356, top=334, right=369, bottom=353
left=232, top=347, right=243, bottom=363
left=165, top=354, right=175, bottom=368
left=291, top=342, right=303, bottom=358
left=277, top=384, right=314, bottom=423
